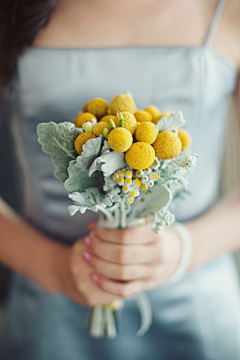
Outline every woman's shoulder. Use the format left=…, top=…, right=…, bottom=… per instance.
left=212, top=0, right=240, bottom=69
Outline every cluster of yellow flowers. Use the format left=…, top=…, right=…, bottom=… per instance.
left=74, top=94, right=191, bottom=170
left=112, top=167, right=159, bottom=203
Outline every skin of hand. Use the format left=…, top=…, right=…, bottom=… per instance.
left=82, top=221, right=182, bottom=298
left=57, top=238, right=123, bottom=306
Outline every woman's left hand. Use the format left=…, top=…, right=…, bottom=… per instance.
left=82, top=222, right=182, bottom=298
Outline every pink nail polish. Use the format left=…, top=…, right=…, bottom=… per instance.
left=84, top=235, right=91, bottom=247
left=91, top=273, right=100, bottom=283
left=82, top=251, right=92, bottom=262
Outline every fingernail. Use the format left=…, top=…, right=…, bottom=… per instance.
left=91, top=273, right=100, bottom=283
left=82, top=251, right=92, bottom=262
left=84, top=235, right=91, bottom=247
left=90, top=230, right=97, bottom=237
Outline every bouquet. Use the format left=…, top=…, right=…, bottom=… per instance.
left=37, top=94, right=198, bottom=338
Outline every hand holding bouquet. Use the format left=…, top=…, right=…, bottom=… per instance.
left=37, top=93, right=198, bottom=338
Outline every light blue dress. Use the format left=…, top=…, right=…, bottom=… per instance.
left=1, top=0, right=240, bottom=358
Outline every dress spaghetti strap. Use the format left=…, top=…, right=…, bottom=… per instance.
left=204, top=0, right=228, bottom=47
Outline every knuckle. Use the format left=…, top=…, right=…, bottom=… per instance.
left=116, top=248, right=128, bottom=263
left=116, top=266, right=128, bottom=280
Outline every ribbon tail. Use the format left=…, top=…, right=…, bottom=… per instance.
left=136, top=292, right=153, bottom=337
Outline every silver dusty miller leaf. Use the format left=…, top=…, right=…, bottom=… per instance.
left=37, top=121, right=82, bottom=182
left=157, top=111, right=186, bottom=132
left=89, top=151, right=127, bottom=177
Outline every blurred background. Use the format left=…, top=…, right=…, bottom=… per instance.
left=0, top=96, right=240, bottom=356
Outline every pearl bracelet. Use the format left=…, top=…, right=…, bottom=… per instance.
left=168, top=221, right=192, bottom=283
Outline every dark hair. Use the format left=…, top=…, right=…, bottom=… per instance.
left=0, top=0, right=59, bottom=86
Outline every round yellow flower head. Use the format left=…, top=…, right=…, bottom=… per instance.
left=134, top=110, right=152, bottom=123
left=75, top=113, right=97, bottom=128
left=125, top=142, right=155, bottom=170
left=153, top=131, right=182, bottom=159
left=153, top=111, right=172, bottom=125
left=75, top=133, right=96, bottom=155
left=87, top=98, right=108, bottom=119
left=82, top=102, right=89, bottom=112
left=113, top=112, right=137, bottom=135
left=109, top=95, right=136, bottom=115
left=92, top=122, right=111, bottom=136
left=108, top=128, right=133, bottom=152
left=135, top=122, right=158, bottom=144
left=178, top=128, right=191, bottom=152
left=144, top=105, right=160, bottom=119
left=100, top=115, right=117, bottom=123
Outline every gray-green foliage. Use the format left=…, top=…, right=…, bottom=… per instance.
left=37, top=121, right=82, bottom=182
left=64, top=136, right=104, bottom=193
left=156, top=111, right=185, bottom=133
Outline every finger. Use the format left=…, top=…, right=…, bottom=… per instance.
left=94, top=274, right=159, bottom=298
left=73, top=277, right=122, bottom=306
left=90, top=235, right=161, bottom=264
left=86, top=252, right=158, bottom=281
left=92, top=222, right=159, bottom=245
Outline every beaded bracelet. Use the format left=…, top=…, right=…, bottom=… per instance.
left=168, top=221, right=192, bottom=283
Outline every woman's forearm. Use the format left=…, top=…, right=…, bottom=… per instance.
left=186, top=186, right=240, bottom=270
left=0, top=196, right=68, bottom=292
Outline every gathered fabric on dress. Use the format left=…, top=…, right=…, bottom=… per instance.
left=1, top=0, right=240, bottom=359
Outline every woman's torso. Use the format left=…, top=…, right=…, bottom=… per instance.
left=2, top=0, right=239, bottom=243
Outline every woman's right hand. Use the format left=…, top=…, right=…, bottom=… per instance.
left=50, top=236, right=121, bottom=307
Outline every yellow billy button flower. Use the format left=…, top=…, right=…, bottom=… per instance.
left=125, top=142, right=155, bottom=170
left=82, top=102, right=89, bottom=112
left=100, top=115, right=117, bottom=123
left=112, top=172, right=119, bottom=180
left=109, top=94, right=136, bottom=115
left=135, top=122, right=158, bottom=144
left=113, top=112, right=137, bottom=135
left=140, top=183, right=148, bottom=191
left=87, top=98, right=108, bottom=119
left=153, top=131, right=182, bottom=159
left=178, top=128, right=191, bottom=152
left=75, top=133, right=96, bottom=155
left=108, top=128, right=133, bottom=152
left=117, top=177, right=124, bottom=185
left=75, top=113, right=97, bottom=128
left=92, top=122, right=111, bottom=136
left=144, top=105, right=160, bottom=119
left=153, top=111, right=172, bottom=125
left=134, top=110, right=152, bottom=123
